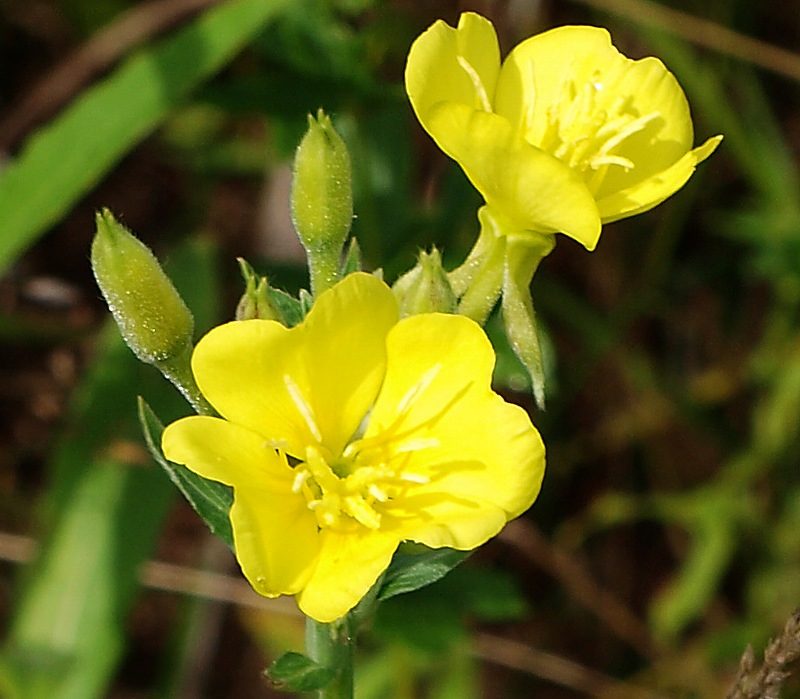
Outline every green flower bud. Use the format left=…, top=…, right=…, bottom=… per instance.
left=235, top=258, right=280, bottom=321
left=91, top=208, right=194, bottom=365
left=392, top=248, right=457, bottom=317
left=291, top=109, right=353, bottom=296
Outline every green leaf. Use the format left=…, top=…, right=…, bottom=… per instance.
left=0, top=237, right=221, bottom=699
left=138, top=398, right=234, bottom=548
left=377, top=548, right=470, bottom=601
left=267, top=652, right=335, bottom=692
left=265, top=286, right=306, bottom=327
left=340, top=237, right=363, bottom=276
left=0, top=0, right=291, bottom=274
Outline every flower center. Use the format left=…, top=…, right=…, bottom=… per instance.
left=284, top=366, right=453, bottom=532
left=528, top=70, right=660, bottom=194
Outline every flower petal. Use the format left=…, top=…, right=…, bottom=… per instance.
left=162, top=415, right=290, bottom=489
left=297, top=528, right=399, bottom=622
left=299, top=273, right=399, bottom=455
left=426, top=103, right=601, bottom=248
left=596, top=134, right=723, bottom=222
left=496, top=26, right=622, bottom=143
left=368, top=313, right=544, bottom=547
left=162, top=416, right=320, bottom=596
left=190, top=273, right=398, bottom=457
left=405, top=498, right=509, bottom=550
left=231, top=486, right=320, bottom=597
left=496, top=25, right=705, bottom=205
left=405, top=12, right=500, bottom=129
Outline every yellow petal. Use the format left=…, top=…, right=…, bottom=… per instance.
left=496, top=25, right=705, bottom=203
left=162, top=416, right=320, bottom=596
left=232, top=487, right=320, bottom=597
left=405, top=499, right=509, bottom=550
left=496, top=26, right=622, bottom=143
left=426, top=103, right=601, bottom=248
left=162, top=415, right=291, bottom=489
left=297, top=528, right=399, bottom=622
left=405, top=12, right=500, bottom=129
left=368, top=313, right=544, bottom=545
left=190, top=273, right=397, bottom=457
left=298, top=273, right=399, bottom=455
left=596, top=134, right=723, bottom=222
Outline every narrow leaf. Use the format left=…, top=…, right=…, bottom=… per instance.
left=378, top=549, right=470, bottom=601
left=267, top=652, right=335, bottom=692
left=138, top=398, right=234, bottom=548
left=0, top=0, right=291, bottom=273
left=265, top=286, right=306, bottom=327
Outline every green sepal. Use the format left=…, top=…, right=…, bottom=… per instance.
left=266, top=652, right=335, bottom=693
left=299, top=288, right=314, bottom=317
left=265, top=286, right=306, bottom=327
left=138, top=398, right=234, bottom=548
left=501, top=235, right=555, bottom=410
left=377, top=547, right=470, bottom=601
left=340, top=237, right=363, bottom=276
left=235, top=258, right=306, bottom=327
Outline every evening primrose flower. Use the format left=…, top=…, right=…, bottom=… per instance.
left=162, top=273, right=544, bottom=622
left=405, top=13, right=722, bottom=250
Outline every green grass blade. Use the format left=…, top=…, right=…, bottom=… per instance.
left=0, top=0, right=291, bottom=274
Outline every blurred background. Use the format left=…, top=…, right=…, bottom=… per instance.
left=1, top=0, right=799, bottom=696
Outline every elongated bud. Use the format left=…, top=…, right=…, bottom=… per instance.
left=235, top=258, right=280, bottom=321
left=291, top=109, right=353, bottom=296
left=392, top=248, right=457, bottom=317
left=91, top=209, right=194, bottom=365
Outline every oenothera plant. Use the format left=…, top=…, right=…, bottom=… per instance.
left=91, top=14, right=720, bottom=698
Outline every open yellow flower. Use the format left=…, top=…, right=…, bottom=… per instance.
left=405, top=13, right=722, bottom=250
left=162, top=273, right=544, bottom=622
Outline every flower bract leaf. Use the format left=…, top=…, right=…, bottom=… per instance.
left=377, top=548, right=471, bottom=601
left=266, top=652, right=335, bottom=692
left=138, top=398, right=233, bottom=547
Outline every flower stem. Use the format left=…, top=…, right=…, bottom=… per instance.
left=305, top=617, right=355, bottom=699
left=156, top=344, right=216, bottom=416
left=307, top=243, right=341, bottom=298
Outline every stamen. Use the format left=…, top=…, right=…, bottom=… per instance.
left=596, top=112, right=659, bottom=159
left=399, top=471, right=430, bottom=484
left=283, top=374, right=323, bottom=442
left=292, top=468, right=310, bottom=493
left=392, top=437, right=440, bottom=454
left=343, top=495, right=381, bottom=529
left=396, top=364, right=442, bottom=416
left=368, top=484, right=389, bottom=502
left=456, top=56, right=492, bottom=113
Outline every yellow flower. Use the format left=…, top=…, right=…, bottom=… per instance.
left=405, top=13, right=722, bottom=250
left=162, top=273, right=544, bottom=622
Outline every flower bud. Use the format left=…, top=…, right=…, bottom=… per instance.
left=235, top=258, right=280, bottom=321
left=291, top=109, right=353, bottom=296
left=91, top=209, right=194, bottom=365
left=392, top=248, right=457, bottom=317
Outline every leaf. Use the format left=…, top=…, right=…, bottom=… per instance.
left=377, top=548, right=470, bottom=601
left=138, top=398, right=234, bottom=548
left=265, top=286, right=306, bottom=327
left=0, top=0, right=292, bottom=274
left=340, top=237, right=363, bottom=276
left=266, top=652, right=335, bottom=692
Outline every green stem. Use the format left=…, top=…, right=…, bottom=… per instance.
left=305, top=617, right=355, bottom=699
left=452, top=207, right=508, bottom=325
left=155, top=344, right=216, bottom=416
left=307, top=243, right=341, bottom=298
